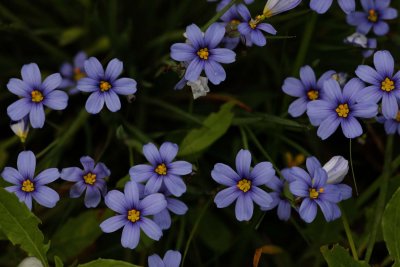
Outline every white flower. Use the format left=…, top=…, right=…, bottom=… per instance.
left=344, top=32, right=368, bottom=48
left=323, top=156, right=349, bottom=184
left=10, top=117, right=29, bottom=143
left=331, top=72, right=348, bottom=87
left=263, top=0, right=302, bottom=18
left=18, top=257, right=43, bottom=267
left=187, top=76, right=210, bottom=99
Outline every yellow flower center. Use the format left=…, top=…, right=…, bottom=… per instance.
left=309, top=188, right=324, bottom=199
left=197, top=48, right=209, bottom=60
left=31, top=90, right=43, bottom=102
left=127, top=209, right=141, bottom=223
left=307, top=90, right=319, bottom=101
left=237, top=179, right=251, bottom=193
left=83, top=172, right=97, bottom=185
left=368, top=9, right=378, bottom=22
left=21, top=179, right=35, bottom=192
left=230, top=19, right=241, bottom=26
left=249, top=21, right=257, bottom=29
left=99, top=81, right=112, bottom=92
left=396, top=112, right=400, bottom=122
left=155, top=163, right=167, bottom=175
left=73, top=67, right=85, bottom=81
left=381, top=77, right=395, bottom=92
left=336, top=103, right=350, bottom=118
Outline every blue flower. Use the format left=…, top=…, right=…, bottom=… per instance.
left=282, top=65, right=335, bottom=118
left=347, top=0, right=398, bottom=36
left=307, top=78, right=378, bottom=139
left=263, top=175, right=291, bottom=221
left=310, top=0, right=355, bottom=14
left=377, top=112, right=400, bottom=135
left=59, top=51, right=87, bottom=94
left=148, top=250, right=181, bottom=267
left=170, top=23, right=236, bottom=85
left=287, top=157, right=346, bottom=223
left=355, top=50, right=400, bottom=119
left=129, top=142, right=192, bottom=197
left=100, top=181, right=167, bottom=249
left=237, top=4, right=277, bottom=47
left=362, top=38, right=377, bottom=58
left=7, top=63, right=68, bottom=128
left=212, top=149, right=274, bottom=221
left=77, top=57, right=137, bottom=114
left=61, top=156, right=110, bottom=208
left=1, top=151, right=60, bottom=210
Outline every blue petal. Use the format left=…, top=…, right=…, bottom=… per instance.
left=163, top=250, right=182, bottom=267
left=140, top=217, right=163, bottom=241
left=251, top=161, right=274, bottom=186
left=84, top=186, right=101, bottom=208
left=7, top=98, right=32, bottom=121
left=100, top=215, right=126, bottom=233
left=167, top=198, right=188, bottom=215
left=105, top=58, right=123, bottom=81
left=382, top=93, right=398, bottom=119
left=1, top=167, right=24, bottom=185
left=29, top=104, right=45, bottom=128
left=185, top=58, right=204, bottom=82
left=352, top=102, right=378, bottom=118
left=32, top=186, right=60, bottom=208
left=143, top=143, right=162, bottom=166
left=250, top=30, right=266, bottom=47
left=112, top=78, right=137, bottom=95
left=159, top=142, right=178, bottom=163
left=204, top=60, right=226, bottom=85
left=7, top=78, right=30, bottom=97
left=282, top=77, right=305, bottom=97
left=299, top=198, right=317, bottom=223
left=21, top=63, right=41, bottom=87
left=164, top=174, right=186, bottom=197
left=306, top=156, right=322, bottom=177
left=373, top=21, right=389, bottom=36
left=341, top=116, right=363, bottom=138
left=185, top=24, right=204, bottom=48
left=62, top=167, right=83, bottom=182
left=124, top=181, right=140, bottom=208
left=374, top=50, right=394, bottom=77
left=343, top=78, right=365, bottom=103
left=77, top=77, right=99, bottom=92
left=84, top=57, right=104, bottom=80
left=277, top=200, right=291, bottom=221
left=35, top=168, right=60, bottom=185
left=235, top=193, right=253, bottom=221
left=317, top=114, right=341, bottom=140
left=153, top=209, right=171, bottom=230
left=129, top=164, right=154, bottom=182
left=288, top=97, right=308, bottom=117
left=235, top=149, right=252, bottom=178
left=121, top=223, right=140, bottom=249
left=105, top=190, right=129, bottom=214
left=85, top=92, right=105, bottom=114
left=43, top=90, right=68, bottom=110
left=315, top=199, right=333, bottom=221
left=300, top=65, right=317, bottom=90
left=170, top=43, right=196, bottom=62
left=310, top=0, right=333, bottom=14
left=204, top=23, right=225, bottom=49
left=355, top=65, right=382, bottom=85
left=250, top=187, right=272, bottom=209
left=140, top=193, right=167, bottom=216
left=104, top=91, right=121, bottom=112
left=214, top=186, right=240, bottom=208
left=17, top=151, right=36, bottom=179
left=148, top=254, right=164, bottom=267
left=209, top=48, right=236, bottom=64
left=168, top=161, right=192, bottom=176
left=338, top=0, right=355, bottom=14
left=42, top=73, right=62, bottom=94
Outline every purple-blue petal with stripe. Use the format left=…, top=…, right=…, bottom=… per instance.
left=315, top=199, right=333, bottom=221
left=121, top=223, right=140, bottom=249
left=32, top=186, right=60, bottom=208
left=129, top=164, right=154, bottom=182
left=373, top=21, right=389, bottom=36
left=343, top=78, right=364, bottom=103
left=164, top=250, right=182, bottom=267
left=209, top=48, right=236, bottom=64
left=105, top=58, right=123, bottom=81
left=105, top=189, right=129, bottom=214
left=185, top=58, right=204, bottom=82
left=21, top=63, right=41, bottom=88
left=382, top=93, right=398, bottom=119
left=235, top=193, right=253, bottom=221
left=352, top=102, right=378, bottom=118
left=42, top=73, right=61, bottom=94
left=84, top=186, right=101, bottom=208
left=70, top=182, right=86, bottom=198
left=140, top=193, right=167, bottom=216
left=77, top=77, right=99, bottom=92
left=159, top=142, right=178, bottom=164
left=164, top=174, right=186, bottom=197
left=43, top=90, right=68, bottom=110
left=100, top=215, right=126, bottom=233
left=153, top=209, right=171, bottom=230
left=84, top=57, right=104, bottom=80
left=282, top=77, right=305, bottom=97
left=374, top=50, right=394, bottom=77
left=167, top=198, right=188, bottom=215
left=140, top=217, right=163, bottom=241
left=1, top=167, right=24, bottom=184
left=310, top=0, right=333, bottom=14
left=214, top=186, right=240, bottom=208
left=185, top=24, right=204, bottom=49
left=7, top=98, right=31, bottom=121
left=341, top=116, right=363, bottom=138
left=250, top=186, right=272, bottom=208
left=317, top=114, right=341, bottom=140
left=112, top=78, right=137, bottom=95
left=204, top=60, right=226, bottom=85
left=85, top=91, right=105, bottom=114
left=277, top=200, right=291, bottom=221
left=104, top=91, right=121, bottom=112
left=17, top=151, right=36, bottom=179
left=251, top=161, right=274, bottom=186
left=299, top=66, right=316, bottom=90
left=338, top=0, right=355, bottom=14
left=35, top=168, right=59, bottom=185
left=168, top=161, right=192, bottom=176
left=235, top=149, right=251, bottom=178
left=7, top=78, right=30, bottom=97
left=250, top=30, right=266, bottom=47
left=299, top=198, right=317, bottom=223
left=204, top=23, right=225, bottom=49
left=288, top=97, right=308, bottom=117
left=143, top=143, right=162, bottom=166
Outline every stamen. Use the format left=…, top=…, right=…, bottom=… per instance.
left=99, top=81, right=112, bottom=92
left=307, top=90, right=319, bottom=101
left=381, top=77, right=395, bottom=92
left=83, top=172, right=97, bottom=185
left=22, top=179, right=35, bottom=192
left=31, top=90, right=44, bottom=102
left=237, top=179, right=251, bottom=192
left=197, top=48, right=209, bottom=60
left=368, top=9, right=378, bottom=22
left=336, top=103, right=350, bottom=118
left=73, top=68, right=85, bottom=81
left=127, top=209, right=141, bottom=223
left=155, top=163, right=167, bottom=175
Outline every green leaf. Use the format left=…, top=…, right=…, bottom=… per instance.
left=54, top=256, right=64, bottom=267
left=49, top=210, right=110, bottom=262
left=78, top=259, right=141, bottom=267
left=59, top=27, right=85, bottom=46
left=383, top=187, right=400, bottom=267
left=179, top=102, right=235, bottom=156
left=320, top=245, right=369, bottom=267
left=0, top=187, right=49, bottom=267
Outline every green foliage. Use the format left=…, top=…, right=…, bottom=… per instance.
left=320, top=245, right=369, bottom=267
left=54, top=256, right=64, bottom=267
left=78, top=259, right=141, bottom=267
left=49, top=210, right=111, bottom=262
left=0, top=188, right=49, bottom=267
left=383, top=187, right=400, bottom=267
left=179, top=102, right=235, bottom=156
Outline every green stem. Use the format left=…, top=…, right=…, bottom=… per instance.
left=244, top=126, right=282, bottom=178
left=341, top=207, right=359, bottom=260
left=181, top=198, right=212, bottom=267
left=349, top=139, right=359, bottom=196
left=201, top=0, right=237, bottom=31
left=365, top=135, right=394, bottom=262
left=239, top=126, right=249, bottom=150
